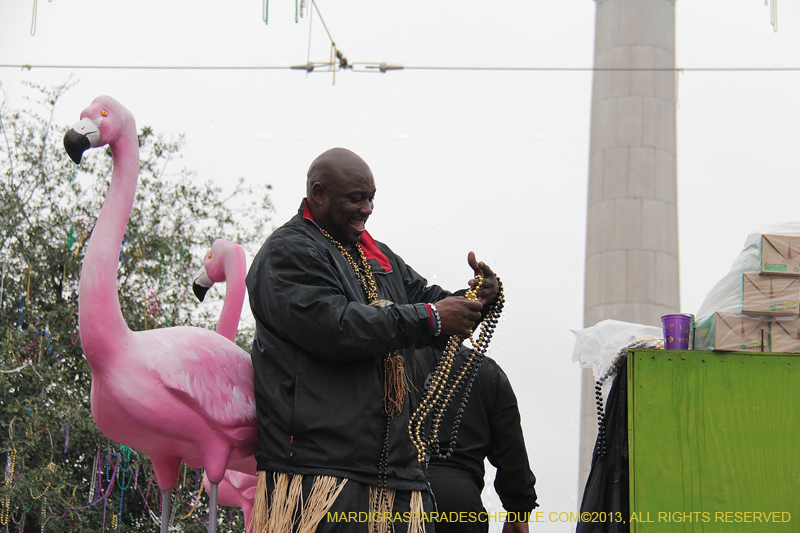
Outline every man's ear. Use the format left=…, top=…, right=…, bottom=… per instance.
left=310, top=181, right=326, bottom=205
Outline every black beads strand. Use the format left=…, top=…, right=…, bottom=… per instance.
left=434, top=356, right=482, bottom=459
left=409, top=280, right=486, bottom=462
left=409, top=278, right=505, bottom=463
left=594, top=381, right=608, bottom=457
left=372, top=412, right=392, bottom=533
left=431, top=286, right=503, bottom=458
left=594, top=336, right=663, bottom=458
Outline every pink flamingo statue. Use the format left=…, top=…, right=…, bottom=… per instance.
left=193, top=240, right=259, bottom=528
left=192, top=239, right=247, bottom=343
left=63, top=96, right=256, bottom=533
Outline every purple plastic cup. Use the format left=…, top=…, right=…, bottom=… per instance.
left=662, top=314, right=692, bottom=350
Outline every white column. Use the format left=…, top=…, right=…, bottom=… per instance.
left=579, top=0, right=680, bottom=500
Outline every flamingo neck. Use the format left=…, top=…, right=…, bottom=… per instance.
left=216, top=247, right=246, bottom=342
left=79, top=133, right=138, bottom=362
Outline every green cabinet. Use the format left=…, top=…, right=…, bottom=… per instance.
left=628, top=349, right=800, bottom=532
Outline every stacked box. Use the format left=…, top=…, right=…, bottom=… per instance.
left=695, top=311, right=770, bottom=352
left=761, top=234, right=800, bottom=275
left=741, top=273, right=800, bottom=315
left=771, top=318, right=800, bottom=353
left=698, top=233, right=800, bottom=352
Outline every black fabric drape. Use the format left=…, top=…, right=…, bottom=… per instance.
left=576, top=355, right=629, bottom=533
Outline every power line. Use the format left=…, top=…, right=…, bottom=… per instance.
left=2, top=64, right=800, bottom=72
left=405, top=66, right=800, bottom=72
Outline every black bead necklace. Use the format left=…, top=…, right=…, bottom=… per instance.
left=408, top=278, right=505, bottom=463
left=594, top=336, right=662, bottom=457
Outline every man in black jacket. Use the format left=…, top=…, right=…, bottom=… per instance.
left=423, top=347, right=538, bottom=533
left=246, top=147, right=500, bottom=532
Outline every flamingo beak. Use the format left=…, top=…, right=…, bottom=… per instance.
left=63, top=117, right=102, bottom=164
left=192, top=265, right=214, bottom=302
left=63, top=129, right=90, bottom=164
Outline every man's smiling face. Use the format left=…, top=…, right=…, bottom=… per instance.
left=309, top=149, right=376, bottom=246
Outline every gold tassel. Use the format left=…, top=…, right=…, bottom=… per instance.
left=384, top=351, right=408, bottom=417
left=368, top=486, right=396, bottom=533
left=408, top=490, right=426, bottom=533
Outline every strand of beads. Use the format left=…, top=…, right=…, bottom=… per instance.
left=594, top=336, right=663, bottom=457
left=1, top=449, right=16, bottom=526
left=408, top=277, right=505, bottom=463
left=319, top=228, right=377, bottom=300
left=320, top=228, right=403, bottom=524
left=434, top=282, right=504, bottom=459
left=370, top=412, right=392, bottom=533
left=29, top=462, right=57, bottom=501
left=88, top=446, right=99, bottom=504
left=407, top=278, right=481, bottom=464
left=408, top=279, right=481, bottom=462
left=431, top=281, right=504, bottom=458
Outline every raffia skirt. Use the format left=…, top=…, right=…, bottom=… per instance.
left=249, top=471, right=433, bottom=533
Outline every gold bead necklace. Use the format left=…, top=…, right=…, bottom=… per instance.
left=318, top=228, right=406, bottom=417
left=1, top=449, right=16, bottom=526
left=318, top=228, right=409, bottom=523
left=408, top=277, right=505, bottom=463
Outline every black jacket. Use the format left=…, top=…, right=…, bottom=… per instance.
left=423, top=349, right=539, bottom=513
left=246, top=203, right=452, bottom=489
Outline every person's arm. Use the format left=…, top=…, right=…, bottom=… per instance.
left=247, top=232, right=433, bottom=363
left=389, top=247, right=484, bottom=338
left=502, top=522, right=529, bottom=533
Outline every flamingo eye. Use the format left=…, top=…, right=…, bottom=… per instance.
left=207, top=253, right=213, bottom=259
left=100, top=110, right=108, bottom=117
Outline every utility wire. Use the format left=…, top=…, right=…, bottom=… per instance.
left=404, top=66, right=800, bottom=72
left=310, top=0, right=335, bottom=46
left=2, top=64, right=800, bottom=72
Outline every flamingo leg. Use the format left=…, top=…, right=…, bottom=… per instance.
left=207, top=483, right=219, bottom=533
left=160, top=489, right=172, bottom=533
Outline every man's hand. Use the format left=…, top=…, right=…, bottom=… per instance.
left=502, top=521, right=529, bottom=533
left=433, top=296, right=483, bottom=337
left=467, top=251, right=499, bottom=306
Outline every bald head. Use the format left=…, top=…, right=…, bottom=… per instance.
left=306, top=148, right=372, bottom=197
left=305, top=148, right=376, bottom=245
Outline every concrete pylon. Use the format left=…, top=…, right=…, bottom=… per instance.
left=579, top=0, right=680, bottom=500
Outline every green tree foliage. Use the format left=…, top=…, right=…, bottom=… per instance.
left=0, top=80, right=272, bottom=532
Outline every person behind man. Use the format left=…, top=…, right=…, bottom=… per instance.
left=422, top=346, right=538, bottom=533
left=246, top=147, right=501, bottom=532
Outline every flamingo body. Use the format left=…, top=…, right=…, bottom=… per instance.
left=66, top=96, right=257, bottom=492
left=193, top=239, right=247, bottom=343
left=194, top=240, right=259, bottom=527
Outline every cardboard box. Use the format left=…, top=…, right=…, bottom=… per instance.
left=741, top=273, right=800, bottom=316
left=770, top=319, right=800, bottom=353
left=697, top=312, right=771, bottom=352
left=761, top=234, right=800, bottom=275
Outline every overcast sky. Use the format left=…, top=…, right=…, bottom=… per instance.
left=2, top=1, right=799, bottom=531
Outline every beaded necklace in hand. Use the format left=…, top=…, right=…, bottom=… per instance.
left=408, top=277, right=505, bottom=463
